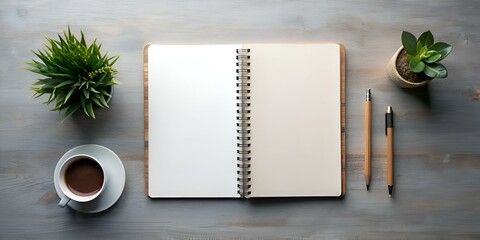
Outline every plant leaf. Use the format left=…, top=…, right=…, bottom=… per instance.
left=425, top=53, right=442, bottom=63
left=424, top=63, right=448, bottom=78
left=416, top=41, right=423, bottom=56
left=108, top=55, right=120, bottom=66
left=54, top=80, right=75, bottom=89
left=418, top=31, right=427, bottom=47
left=95, top=73, right=107, bottom=85
left=424, top=49, right=438, bottom=59
left=80, top=94, right=87, bottom=115
left=100, top=89, right=112, bottom=97
left=409, top=58, right=425, bottom=73
left=64, top=88, right=76, bottom=104
left=32, top=92, right=44, bottom=98
left=89, top=87, right=100, bottom=94
left=86, top=100, right=96, bottom=119
left=98, top=94, right=109, bottom=108
left=46, top=90, right=55, bottom=104
left=61, top=102, right=81, bottom=122
left=91, top=94, right=104, bottom=108
left=418, top=30, right=434, bottom=47
left=82, top=88, right=90, bottom=99
left=402, top=31, right=417, bottom=55
left=429, top=42, right=452, bottom=61
left=80, top=31, right=86, bottom=46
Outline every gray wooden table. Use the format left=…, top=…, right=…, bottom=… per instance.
left=1, top=0, right=479, bottom=239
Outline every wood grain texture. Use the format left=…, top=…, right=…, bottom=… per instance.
left=364, top=100, right=371, bottom=188
left=387, top=128, right=394, bottom=188
left=1, top=0, right=480, bottom=239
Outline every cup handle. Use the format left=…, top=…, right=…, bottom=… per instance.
left=58, top=196, right=70, bottom=208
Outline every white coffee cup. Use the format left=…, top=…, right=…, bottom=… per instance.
left=57, top=154, right=108, bottom=207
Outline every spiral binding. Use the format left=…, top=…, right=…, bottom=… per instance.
left=236, top=48, right=252, bottom=197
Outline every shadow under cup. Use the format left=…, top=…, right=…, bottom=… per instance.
left=58, top=154, right=107, bottom=207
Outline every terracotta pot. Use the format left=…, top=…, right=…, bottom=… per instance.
left=387, top=47, right=432, bottom=88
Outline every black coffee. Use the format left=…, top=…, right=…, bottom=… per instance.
left=65, top=158, right=104, bottom=196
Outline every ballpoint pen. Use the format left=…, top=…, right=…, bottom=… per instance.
left=386, top=106, right=394, bottom=197
left=364, top=89, right=371, bottom=190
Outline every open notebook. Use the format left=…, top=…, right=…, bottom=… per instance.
left=144, top=43, right=345, bottom=198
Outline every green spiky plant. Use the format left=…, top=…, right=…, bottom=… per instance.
left=401, top=30, right=452, bottom=78
left=27, top=27, right=119, bottom=121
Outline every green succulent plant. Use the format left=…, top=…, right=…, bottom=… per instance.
left=27, top=27, right=119, bottom=121
left=401, top=30, right=452, bottom=78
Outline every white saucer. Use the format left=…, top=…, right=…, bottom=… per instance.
left=54, top=144, right=126, bottom=213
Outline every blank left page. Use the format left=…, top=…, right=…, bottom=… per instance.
left=147, top=44, right=239, bottom=198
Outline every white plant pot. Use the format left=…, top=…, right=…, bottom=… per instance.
left=387, top=47, right=432, bottom=88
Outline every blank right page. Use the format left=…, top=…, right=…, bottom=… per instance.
left=245, top=43, right=343, bottom=197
